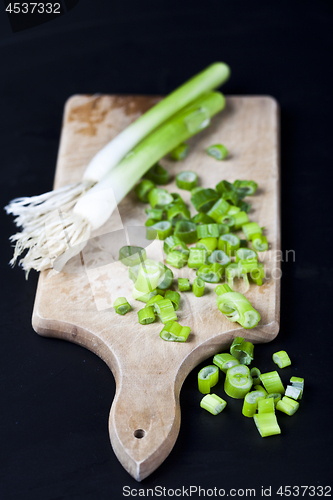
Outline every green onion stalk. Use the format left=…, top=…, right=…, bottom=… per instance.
left=14, top=91, right=226, bottom=275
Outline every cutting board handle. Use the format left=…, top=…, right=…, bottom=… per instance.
left=108, top=365, right=182, bottom=482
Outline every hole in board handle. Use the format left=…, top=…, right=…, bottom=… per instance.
left=134, top=429, right=145, bottom=439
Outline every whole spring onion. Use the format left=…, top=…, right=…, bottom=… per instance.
left=198, top=365, right=219, bottom=394
left=200, top=394, right=227, bottom=415
left=113, top=297, right=131, bottom=315
left=206, top=144, right=228, bottom=160
left=176, top=171, right=198, bottom=190
left=7, top=62, right=230, bottom=252
left=11, top=86, right=227, bottom=275
left=224, top=364, right=253, bottom=399
left=160, top=321, right=191, bottom=342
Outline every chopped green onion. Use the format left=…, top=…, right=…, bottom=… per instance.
left=257, top=397, right=275, bottom=414
left=215, top=283, right=232, bottom=295
left=252, top=233, right=268, bottom=252
left=145, top=218, right=158, bottom=227
left=176, top=171, right=198, bottom=190
left=253, top=413, right=281, bottom=437
left=251, top=262, right=265, bottom=286
left=253, top=385, right=268, bottom=397
left=213, top=353, right=239, bottom=373
left=164, top=290, right=181, bottom=310
left=220, top=214, right=235, bottom=227
left=238, top=258, right=259, bottom=275
left=215, top=180, right=239, bottom=205
left=222, top=211, right=249, bottom=230
left=200, top=394, right=227, bottom=415
left=188, top=248, right=208, bottom=268
left=196, top=237, right=218, bottom=254
left=216, top=290, right=261, bottom=329
left=218, top=234, right=240, bottom=256
left=207, top=250, right=230, bottom=271
left=163, top=235, right=189, bottom=255
left=233, top=180, right=258, bottom=197
left=156, top=288, right=166, bottom=296
left=167, top=200, right=191, bottom=225
left=250, top=367, right=261, bottom=385
left=145, top=294, right=164, bottom=307
left=146, top=220, right=173, bottom=240
left=206, top=197, right=230, bottom=222
left=272, top=350, right=291, bottom=369
left=113, top=297, right=131, bottom=315
left=148, top=188, right=174, bottom=209
left=135, top=179, right=155, bottom=202
left=242, top=222, right=262, bottom=241
left=206, top=143, right=228, bottom=160
left=197, top=263, right=223, bottom=283
left=191, top=188, right=219, bottom=213
left=154, top=298, right=177, bottom=323
left=135, top=259, right=161, bottom=293
left=191, top=213, right=215, bottom=225
left=166, top=250, right=188, bottom=269
left=230, top=337, right=254, bottom=365
left=138, top=306, right=156, bottom=325
left=224, top=364, right=253, bottom=399
left=260, top=371, right=285, bottom=394
left=242, top=391, right=266, bottom=417
left=285, top=385, right=302, bottom=400
left=225, top=263, right=242, bottom=287
left=290, top=377, right=304, bottom=399
left=265, top=393, right=282, bottom=406
left=144, top=163, right=170, bottom=185
left=174, top=220, right=198, bottom=244
left=276, top=396, right=299, bottom=416
left=228, top=205, right=241, bottom=215
left=218, top=223, right=230, bottom=235
left=193, top=277, right=205, bottom=297
left=197, top=223, right=220, bottom=239
left=145, top=207, right=164, bottom=221
left=119, top=246, right=147, bottom=267
left=157, top=262, right=174, bottom=289
left=160, top=320, right=191, bottom=342
left=178, top=278, right=191, bottom=292
left=237, top=200, right=251, bottom=213
left=235, top=248, right=257, bottom=263
left=170, top=142, right=189, bottom=160
left=198, top=365, right=219, bottom=394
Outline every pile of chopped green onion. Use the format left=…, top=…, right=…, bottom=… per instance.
left=197, top=339, right=304, bottom=438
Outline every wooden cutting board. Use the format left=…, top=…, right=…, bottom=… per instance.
left=32, top=94, right=280, bottom=481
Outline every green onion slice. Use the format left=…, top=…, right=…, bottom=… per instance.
left=276, top=396, right=299, bottom=416
left=138, top=306, right=156, bottom=325
left=197, top=223, right=220, bottom=239
left=285, top=385, right=302, bottom=400
left=191, top=213, right=215, bottom=225
left=272, top=350, right=291, bottom=369
left=260, top=371, right=285, bottom=394
left=145, top=294, right=164, bottom=307
left=265, top=393, right=282, bottom=406
left=257, top=397, right=275, bottom=414
left=224, top=364, right=253, bottom=399
left=235, top=248, right=257, bottom=263
left=233, top=179, right=258, bottom=197
left=193, top=277, right=205, bottom=297
left=148, top=188, right=174, bottom=209
left=188, top=248, right=208, bottom=269
left=164, top=290, right=181, bottom=310
left=253, top=413, right=281, bottom=437
left=216, top=291, right=261, bottom=329
left=119, top=246, right=147, bottom=267
left=242, top=222, right=262, bottom=240
left=242, top=390, right=266, bottom=417
left=134, top=259, right=161, bottom=293
left=160, top=320, right=191, bottom=342
left=157, top=262, right=174, bottom=289
left=144, top=163, right=170, bottom=185
left=206, top=143, right=228, bottom=160
left=134, top=179, right=155, bottom=202
left=200, top=394, right=227, bottom=415
left=228, top=205, right=241, bottom=215
left=146, top=220, right=173, bottom=240
left=197, top=263, right=223, bottom=283
left=252, top=233, right=268, bottom=252
left=250, top=367, right=261, bottom=385
left=191, top=188, right=219, bottom=213
left=213, top=353, right=239, bottom=373
left=215, top=180, right=239, bottom=206
left=208, top=249, right=230, bottom=267
left=218, top=233, right=240, bottom=256
left=170, top=142, right=189, bottom=161
left=230, top=337, right=254, bottom=365
left=167, top=200, right=191, bottom=225
left=132, top=288, right=158, bottom=303
left=178, top=278, right=191, bottom=292
left=163, top=235, right=189, bottom=255
left=198, top=365, right=219, bottom=394
left=145, top=207, right=164, bottom=221
left=290, top=377, right=304, bottom=399
left=113, top=297, right=131, bottom=315
left=206, top=197, right=230, bottom=222
left=174, top=220, right=198, bottom=244
left=176, top=171, right=198, bottom=191
left=154, top=298, right=177, bottom=323
left=166, top=250, right=188, bottom=269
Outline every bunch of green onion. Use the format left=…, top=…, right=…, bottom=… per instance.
left=198, top=338, right=304, bottom=438
left=6, top=62, right=230, bottom=276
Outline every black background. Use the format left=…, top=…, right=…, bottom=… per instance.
left=0, top=1, right=332, bottom=499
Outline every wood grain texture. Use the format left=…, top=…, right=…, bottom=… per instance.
left=32, top=94, right=280, bottom=481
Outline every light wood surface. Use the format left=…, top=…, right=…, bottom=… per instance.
left=32, top=94, right=280, bottom=481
